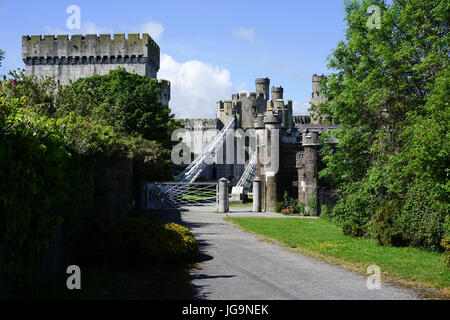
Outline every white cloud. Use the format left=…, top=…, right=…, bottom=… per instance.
left=44, top=21, right=112, bottom=35
left=141, top=21, right=164, bottom=41
left=233, top=27, right=257, bottom=44
left=158, top=54, right=233, bottom=119
left=43, top=19, right=163, bottom=39
left=293, top=99, right=311, bottom=115
left=81, top=22, right=113, bottom=34
left=236, top=83, right=249, bottom=94
left=43, top=25, right=67, bottom=35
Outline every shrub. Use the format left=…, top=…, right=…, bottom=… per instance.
left=373, top=200, right=407, bottom=247
left=283, top=191, right=296, bottom=208
left=281, top=206, right=295, bottom=216
left=342, top=218, right=365, bottom=238
left=280, top=202, right=305, bottom=216
left=320, top=205, right=330, bottom=219
left=443, top=216, right=450, bottom=267
left=443, top=237, right=450, bottom=267
left=331, top=180, right=374, bottom=237
left=0, top=93, right=70, bottom=297
left=395, top=182, right=447, bottom=250
left=274, top=202, right=284, bottom=213
left=105, top=216, right=198, bottom=265
left=295, top=201, right=306, bottom=215
left=277, top=191, right=306, bottom=215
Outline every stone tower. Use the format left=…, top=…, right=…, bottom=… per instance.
left=22, top=33, right=160, bottom=83
left=271, top=86, right=283, bottom=101
left=310, top=74, right=326, bottom=124
left=255, top=77, right=270, bottom=100
left=261, top=102, right=281, bottom=212
left=297, top=130, right=319, bottom=214
left=22, top=33, right=170, bottom=105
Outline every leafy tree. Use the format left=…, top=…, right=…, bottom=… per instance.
left=56, top=68, right=179, bottom=149
left=5, top=68, right=179, bottom=180
left=315, top=0, right=449, bottom=250
left=54, top=68, right=181, bottom=180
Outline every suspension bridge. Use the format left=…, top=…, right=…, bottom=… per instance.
left=146, top=116, right=257, bottom=209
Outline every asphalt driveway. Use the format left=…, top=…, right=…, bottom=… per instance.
left=153, top=206, right=420, bottom=300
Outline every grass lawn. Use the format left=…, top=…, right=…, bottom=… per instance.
left=229, top=196, right=253, bottom=207
left=229, top=202, right=253, bottom=207
left=183, top=194, right=215, bottom=200
left=226, top=217, right=450, bottom=296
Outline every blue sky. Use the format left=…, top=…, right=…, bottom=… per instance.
left=0, top=0, right=348, bottom=118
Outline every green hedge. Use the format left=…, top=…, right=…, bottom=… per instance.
left=0, top=69, right=178, bottom=297
left=0, top=92, right=70, bottom=296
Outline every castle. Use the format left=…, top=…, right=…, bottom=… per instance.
left=178, top=76, right=337, bottom=212
left=22, top=33, right=336, bottom=213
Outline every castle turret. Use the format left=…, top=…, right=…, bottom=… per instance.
left=311, top=74, right=326, bottom=124
left=271, top=86, right=284, bottom=101
left=217, top=100, right=234, bottom=129
left=157, top=79, right=171, bottom=106
left=241, top=93, right=257, bottom=129
left=255, top=78, right=270, bottom=100
left=232, top=100, right=242, bottom=127
left=262, top=103, right=281, bottom=212
left=273, top=99, right=285, bottom=126
left=311, top=74, right=325, bottom=105
left=297, top=129, right=320, bottom=214
left=312, top=74, right=323, bottom=95
left=286, top=100, right=293, bottom=130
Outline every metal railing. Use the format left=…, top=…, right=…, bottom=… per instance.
left=147, top=182, right=218, bottom=209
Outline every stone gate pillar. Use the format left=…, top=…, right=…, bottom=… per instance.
left=252, top=177, right=262, bottom=213
left=254, top=114, right=265, bottom=210
left=218, top=177, right=229, bottom=213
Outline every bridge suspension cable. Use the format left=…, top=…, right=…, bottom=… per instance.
left=159, top=116, right=236, bottom=202
left=176, top=116, right=236, bottom=183
left=235, top=151, right=257, bottom=192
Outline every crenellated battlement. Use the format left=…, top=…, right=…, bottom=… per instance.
left=180, top=118, right=217, bottom=131
left=312, top=73, right=323, bottom=82
left=22, top=33, right=159, bottom=61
